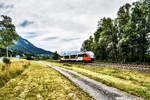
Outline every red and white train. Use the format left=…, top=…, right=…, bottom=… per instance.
left=60, top=51, right=95, bottom=62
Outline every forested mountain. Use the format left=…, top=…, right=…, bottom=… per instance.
left=9, top=36, right=53, bottom=55
left=81, top=0, right=150, bottom=63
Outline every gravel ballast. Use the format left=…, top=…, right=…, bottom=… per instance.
left=90, top=63, right=150, bottom=72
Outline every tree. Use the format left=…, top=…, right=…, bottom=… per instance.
left=81, top=0, right=150, bottom=63
left=81, top=36, right=94, bottom=51
left=117, top=3, right=132, bottom=62
left=52, top=51, right=59, bottom=60
left=0, top=15, right=18, bottom=57
left=98, top=17, right=118, bottom=61
left=93, top=27, right=106, bottom=59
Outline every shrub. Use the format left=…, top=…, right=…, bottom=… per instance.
left=3, top=58, right=11, bottom=65
left=1, top=65, right=5, bottom=71
left=26, top=56, right=33, bottom=60
left=63, top=63, right=72, bottom=67
left=52, top=51, right=59, bottom=60
left=23, top=65, right=28, bottom=69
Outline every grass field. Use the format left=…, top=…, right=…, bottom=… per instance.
left=0, top=61, right=94, bottom=100
left=44, top=61, right=150, bottom=100
left=0, top=59, right=30, bottom=88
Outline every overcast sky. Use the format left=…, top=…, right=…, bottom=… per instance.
left=0, top=0, right=137, bottom=52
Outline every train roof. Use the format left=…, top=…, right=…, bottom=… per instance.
left=59, top=51, right=93, bottom=56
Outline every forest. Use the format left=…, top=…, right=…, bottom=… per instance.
left=81, top=0, right=150, bottom=63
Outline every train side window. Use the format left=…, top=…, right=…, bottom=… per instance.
left=64, top=56, right=69, bottom=59
left=71, top=55, right=76, bottom=59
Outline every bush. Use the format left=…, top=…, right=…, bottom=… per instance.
left=1, top=65, right=5, bottom=71
left=26, top=56, right=33, bottom=60
left=52, top=51, right=59, bottom=60
left=63, top=63, right=72, bottom=67
left=2, top=58, right=11, bottom=64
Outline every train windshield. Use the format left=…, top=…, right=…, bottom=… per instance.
left=86, top=52, right=94, bottom=58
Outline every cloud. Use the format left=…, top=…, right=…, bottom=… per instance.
left=23, top=32, right=40, bottom=39
left=19, top=20, right=34, bottom=27
left=0, top=0, right=137, bottom=52
left=43, top=37, right=59, bottom=41
left=61, top=37, right=81, bottom=42
left=0, top=2, right=13, bottom=9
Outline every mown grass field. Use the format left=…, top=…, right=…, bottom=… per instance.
left=0, top=60, right=94, bottom=100
left=44, top=61, right=150, bottom=100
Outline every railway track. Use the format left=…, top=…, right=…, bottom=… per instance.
left=52, top=60, right=150, bottom=72
left=90, top=62, right=150, bottom=72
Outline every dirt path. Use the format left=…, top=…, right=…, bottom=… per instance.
left=0, top=58, right=2, bottom=62
left=37, top=61, right=144, bottom=100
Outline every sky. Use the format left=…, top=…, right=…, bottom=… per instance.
left=0, top=0, right=137, bottom=52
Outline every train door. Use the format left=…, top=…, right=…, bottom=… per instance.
left=77, top=54, right=82, bottom=61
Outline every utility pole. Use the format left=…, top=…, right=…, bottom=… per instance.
left=6, top=47, right=8, bottom=57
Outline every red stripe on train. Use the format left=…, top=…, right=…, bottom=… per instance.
left=82, top=53, right=91, bottom=61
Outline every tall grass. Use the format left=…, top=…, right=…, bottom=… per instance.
left=0, top=59, right=30, bottom=88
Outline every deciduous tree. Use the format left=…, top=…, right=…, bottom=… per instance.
left=0, top=15, right=18, bottom=57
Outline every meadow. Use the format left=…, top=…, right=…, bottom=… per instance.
left=0, top=60, right=94, bottom=100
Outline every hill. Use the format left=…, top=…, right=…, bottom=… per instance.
left=9, top=36, right=53, bottom=56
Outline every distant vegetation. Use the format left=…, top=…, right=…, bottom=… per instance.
left=81, top=0, right=150, bottom=63
left=0, top=47, right=30, bottom=57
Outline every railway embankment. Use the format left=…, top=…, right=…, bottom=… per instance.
left=90, top=63, right=150, bottom=72
left=54, top=61, right=150, bottom=72
left=51, top=60, right=150, bottom=73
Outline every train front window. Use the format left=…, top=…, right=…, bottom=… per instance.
left=78, top=54, right=88, bottom=57
left=84, top=54, right=88, bottom=57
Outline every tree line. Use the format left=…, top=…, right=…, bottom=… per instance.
left=81, top=0, right=150, bottom=63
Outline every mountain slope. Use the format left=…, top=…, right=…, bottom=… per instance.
left=9, top=36, right=53, bottom=55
